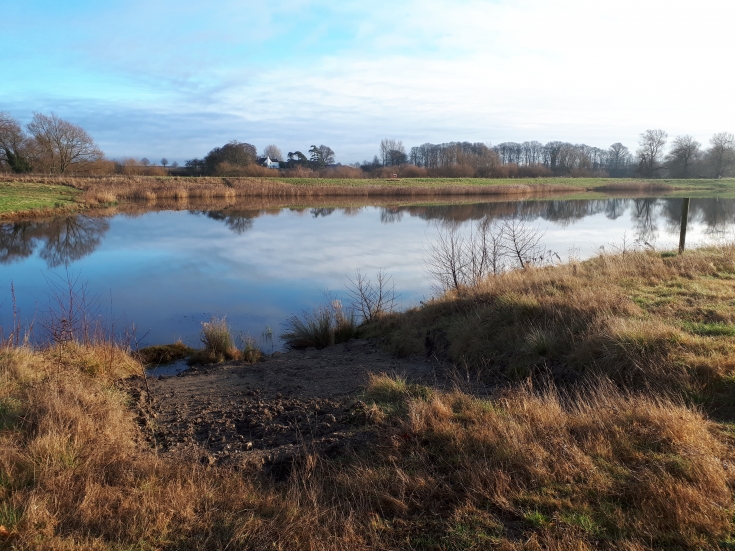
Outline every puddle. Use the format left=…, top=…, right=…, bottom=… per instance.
left=146, top=359, right=190, bottom=378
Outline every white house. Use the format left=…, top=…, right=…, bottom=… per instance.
left=258, top=156, right=280, bottom=169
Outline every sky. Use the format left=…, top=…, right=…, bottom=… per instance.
left=2, top=0, right=735, bottom=164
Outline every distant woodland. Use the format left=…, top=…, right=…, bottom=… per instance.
left=1, top=111, right=733, bottom=179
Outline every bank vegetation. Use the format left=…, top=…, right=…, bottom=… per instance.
left=2, top=243, right=735, bottom=549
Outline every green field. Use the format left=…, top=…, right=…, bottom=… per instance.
left=0, top=181, right=81, bottom=216
left=272, top=176, right=735, bottom=191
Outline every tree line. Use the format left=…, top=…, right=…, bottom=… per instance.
left=3, top=109, right=733, bottom=180
left=363, top=132, right=735, bottom=179
left=184, top=142, right=336, bottom=176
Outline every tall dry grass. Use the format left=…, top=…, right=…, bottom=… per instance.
left=1, top=343, right=732, bottom=549
left=0, top=174, right=578, bottom=207
left=369, top=244, right=735, bottom=410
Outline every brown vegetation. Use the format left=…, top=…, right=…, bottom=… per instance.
left=0, top=175, right=578, bottom=207
left=3, top=248, right=735, bottom=548
left=1, top=340, right=733, bottom=549
left=369, top=243, right=735, bottom=415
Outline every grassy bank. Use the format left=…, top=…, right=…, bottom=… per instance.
left=1, top=343, right=733, bottom=549
left=2, top=247, right=735, bottom=548
left=367, top=245, right=735, bottom=416
left=1, top=175, right=734, bottom=219
left=0, top=181, right=82, bottom=218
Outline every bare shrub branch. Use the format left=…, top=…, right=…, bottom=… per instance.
left=425, top=217, right=549, bottom=293
left=345, top=269, right=398, bottom=322
left=500, top=218, right=546, bottom=269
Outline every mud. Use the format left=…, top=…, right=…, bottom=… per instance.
left=127, top=339, right=447, bottom=477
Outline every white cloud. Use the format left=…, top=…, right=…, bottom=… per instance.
left=4, top=0, right=734, bottom=160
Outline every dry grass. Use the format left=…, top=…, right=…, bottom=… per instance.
left=192, top=316, right=239, bottom=363
left=1, top=343, right=733, bottom=549
left=0, top=174, right=579, bottom=205
left=134, top=341, right=194, bottom=366
left=368, top=245, right=735, bottom=414
left=281, top=300, right=358, bottom=349
left=3, top=242, right=735, bottom=548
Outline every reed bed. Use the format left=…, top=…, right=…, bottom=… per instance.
left=0, top=174, right=579, bottom=204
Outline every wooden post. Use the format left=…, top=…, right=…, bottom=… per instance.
left=678, top=198, right=690, bottom=254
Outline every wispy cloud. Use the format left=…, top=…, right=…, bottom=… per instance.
left=3, top=0, right=734, bottom=162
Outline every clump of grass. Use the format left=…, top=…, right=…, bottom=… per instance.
left=134, top=340, right=194, bottom=365
left=241, top=336, right=263, bottom=364
left=190, top=316, right=239, bottom=364
left=282, top=300, right=357, bottom=349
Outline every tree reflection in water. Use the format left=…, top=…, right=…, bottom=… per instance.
left=0, top=216, right=109, bottom=268
left=3, top=199, right=732, bottom=271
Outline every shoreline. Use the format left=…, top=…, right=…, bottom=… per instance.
left=2, top=174, right=735, bottom=220
left=2, top=245, right=735, bottom=548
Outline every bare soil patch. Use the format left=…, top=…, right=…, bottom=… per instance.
left=128, top=339, right=446, bottom=477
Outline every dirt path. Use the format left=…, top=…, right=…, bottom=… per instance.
left=128, top=340, right=446, bottom=476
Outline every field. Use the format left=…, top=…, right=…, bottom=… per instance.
left=0, top=181, right=82, bottom=216
left=2, top=245, right=735, bottom=549
left=1, top=175, right=735, bottom=218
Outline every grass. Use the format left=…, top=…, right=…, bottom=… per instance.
left=0, top=181, right=82, bottom=217
left=281, top=300, right=358, bottom=349
left=134, top=341, right=194, bottom=365
left=1, top=343, right=733, bottom=549
left=365, top=245, right=735, bottom=417
left=189, top=316, right=240, bottom=364
left=3, top=246, right=735, bottom=548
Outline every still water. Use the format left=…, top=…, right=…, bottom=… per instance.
left=1, top=197, right=733, bottom=348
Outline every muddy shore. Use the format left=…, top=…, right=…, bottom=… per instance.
left=127, top=339, right=456, bottom=477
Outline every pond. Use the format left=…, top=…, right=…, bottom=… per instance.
left=1, top=196, right=733, bottom=349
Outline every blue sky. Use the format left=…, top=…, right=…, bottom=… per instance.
left=3, top=0, right=735, bottom=163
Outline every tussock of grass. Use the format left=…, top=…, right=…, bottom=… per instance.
left=241, top=336, right=263, bottom=364
left=134, top=341, right=194, bottom=365
left=190, top=316, right=239, bottom=364
left=282, top=300, right=357, bottom=349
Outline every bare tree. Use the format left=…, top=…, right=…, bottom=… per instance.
left=263, top=144, right=283, bottom=161
left=666, top=135, right=701, bottom=178
left=636, top=129, right=668, bottom=178
left=140, top=157, right=150, bottom=167
left=0, top=112, right=32, bottom=172
left=160, top=158, right=169, bottom=167
left=345, top=269, right=398, bottom=322
left=26, top=113, right=103, bottom=173
left=425, top=224, right=467, bottom=292
left=425, top=218, right=542, bottom=293
left=706, top=132, right=735, bottom=178
left=500, top=219, right=546, bottom=269
left=379, top=139, right=405, bottom=166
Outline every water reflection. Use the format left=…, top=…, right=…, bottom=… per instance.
left=0, top=216, right=109, bottom=268
left=1, top=196, right=734, bottom=348
left=201, top=197, right=735, bottom=243
left=2, top=198, right=734, bottom=270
